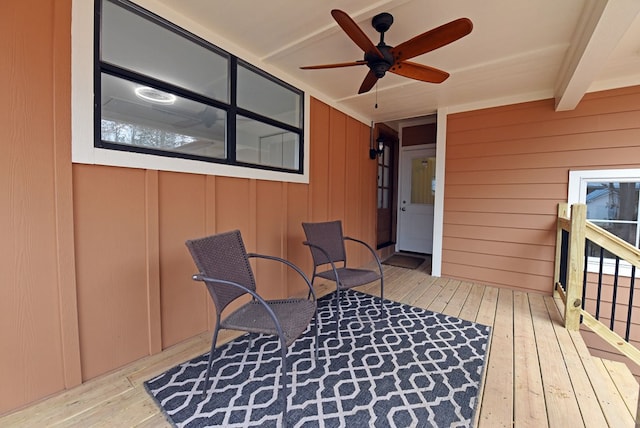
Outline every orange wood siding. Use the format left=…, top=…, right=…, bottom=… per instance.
left=309, top=100, right=330, bottom=222
left=158, top=172, right=209, bottom=348
left=73, top=165, right=152, bottom=380
left=443, top=87, right=640, bottom=293
left=285, top=183, right=311, bottom=297
left=0, top=0, right=79, bottom=414
left=328, top=109, right=347, bottom=221
left=0, top=0, right=376, bottom=411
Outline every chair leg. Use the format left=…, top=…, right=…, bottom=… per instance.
left=278, top=335, right=289, bottom=427
left=201, top=324, right=221, bottom=398
left=380, top=277, right=385, bottom=316
left=314, top=307, right=319, bottom=360
left=334, top=285, right=340, bottom=333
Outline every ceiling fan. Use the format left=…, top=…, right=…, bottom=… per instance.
left=300, top=10, right=473, bottom=94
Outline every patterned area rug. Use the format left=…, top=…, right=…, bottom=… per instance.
left=145, top=290, right=491, bottom=427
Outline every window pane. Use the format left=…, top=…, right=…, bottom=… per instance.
left=590, top=220, right=638, bottom=247
left=587, top=182, right=639, bottom=221
left=101, top=73, right=225, bottom=158
left=411, top=157, right=435, bottom=204
left=235, top=116, right=299, bottom=170
left=237, top=64, right=301, bottom=127
left=101, top=0, right=229, bottom=102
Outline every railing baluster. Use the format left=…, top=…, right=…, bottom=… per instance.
left=625, top=266, right=636, bottom=342
left=596, top=247, right=604, bottom=319
left=582, top=241, right=589, bottom=310
left=560, top=229, right=568, bottom=291
left=610, top=257, right=620, bottom=331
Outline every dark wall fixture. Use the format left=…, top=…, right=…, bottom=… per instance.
left=370, top=122, right=385, bottom=159
left=369, top=136, right=385, bottom=159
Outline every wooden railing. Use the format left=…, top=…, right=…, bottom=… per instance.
left=555, top=202, right=640, bottom=367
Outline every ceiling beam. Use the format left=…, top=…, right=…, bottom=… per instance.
left=554, top=0, right=640, bottom=111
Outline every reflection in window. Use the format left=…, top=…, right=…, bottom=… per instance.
left=101, top=0, right=229, bottom=102
left=101, top=73, right=225, bottom=158
left=237, top=63, right=301, bottom=128
left=236, top=117, right=299, bottom=170
left=586, top=182, right=640, bottom=257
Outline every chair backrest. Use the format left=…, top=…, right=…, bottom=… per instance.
left=302, top=220, right=346, bottom=266
left=185, top=230, right=256, bottom=313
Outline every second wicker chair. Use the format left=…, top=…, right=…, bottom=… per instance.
left=302, top=220, right=384, bottom=326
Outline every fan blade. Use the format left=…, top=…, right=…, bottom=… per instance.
left=392, top=18, right=472, bottom=62
left=389, top=61, right=449, bottom=83
left=358, top=70, right=379, bottom=94
left=300, top=60, right=367, bottom=70
left=331, top=9, right=384, bottom=59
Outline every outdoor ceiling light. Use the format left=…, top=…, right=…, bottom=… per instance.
left=134, top=86, right=176, bottom=105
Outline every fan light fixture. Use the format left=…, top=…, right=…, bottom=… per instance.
left=134, top=86, right=176, bottom=105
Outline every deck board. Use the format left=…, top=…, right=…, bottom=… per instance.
left=512, top=291, right=548, bottom=428
left=1, top=265, right=637, bottom=427
left=544, top=295, right=610, bottom=428
left=529, top=293, right=585, bottom=427
left=477, top=287, right=514, bottom=427
left=600, top=358, right=639, bottom=417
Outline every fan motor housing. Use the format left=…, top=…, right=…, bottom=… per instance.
left=365, top=45, right=394, bottom=78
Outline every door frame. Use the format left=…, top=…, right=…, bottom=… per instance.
left=374, top=123, right=399, bottom=249
left=394, top=111, right=447, bottom=276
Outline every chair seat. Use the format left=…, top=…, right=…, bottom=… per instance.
left=221, top=298, right=316, bottom=347
left=317, top=267, right=381, bottom=288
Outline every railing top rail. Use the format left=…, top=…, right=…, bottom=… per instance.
left=557, top=203, right=640, bottom=270
left=585, top=222, right=640, bottom=269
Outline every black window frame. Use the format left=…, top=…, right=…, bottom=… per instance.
left=94, top=0, right=304, bottom=174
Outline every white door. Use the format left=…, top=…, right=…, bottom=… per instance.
left=397, top=147, right=436, bottom=254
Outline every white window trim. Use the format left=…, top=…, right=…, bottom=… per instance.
left=72, top=0, right=310, bottom=184
left=568, top=168, right=640, bottom=277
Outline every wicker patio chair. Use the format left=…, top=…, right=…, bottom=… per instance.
left=302, top=220, right=384, bottom=326
left=185, top=230, right=318, bottom=424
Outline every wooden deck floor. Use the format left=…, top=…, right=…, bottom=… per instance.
left=2, top=262, right=638, bottom=427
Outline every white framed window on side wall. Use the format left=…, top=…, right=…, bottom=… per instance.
left=568, top=168, right=640, bottom=277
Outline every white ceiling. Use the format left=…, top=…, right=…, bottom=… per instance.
left=152, top=0, right=640, bottom=124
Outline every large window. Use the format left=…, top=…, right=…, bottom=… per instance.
left=569, top=169, right=640, bottom=276
left=96, top=0, right=303, bottom=173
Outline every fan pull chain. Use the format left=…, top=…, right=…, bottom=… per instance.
left=375, top=82, right=378, bottom=109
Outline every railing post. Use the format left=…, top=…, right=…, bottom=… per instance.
left=565, top=203, right=586, bottom=331
left=554, top=203, right=569, bottom=297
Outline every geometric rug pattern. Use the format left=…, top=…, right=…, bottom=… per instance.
left=144, top=290, right=491, bottom=427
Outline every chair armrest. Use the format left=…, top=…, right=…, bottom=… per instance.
left=191, top=273, right=287, bottom=340
left=344, top=236, right=384, bottom=274
left=302, top=241, right=342, bottom=283
left=247, top=253, right=316, bottom=300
